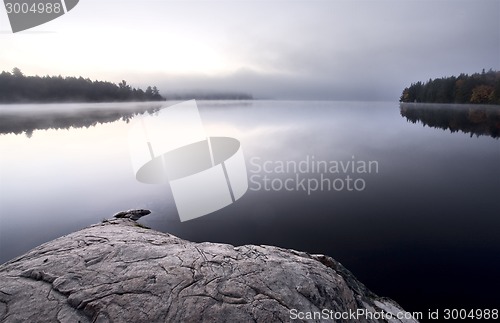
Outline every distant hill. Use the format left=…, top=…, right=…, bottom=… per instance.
left=400, top=69, right=500, bottom=105
left=0, top=68, right=164, bottom=103
left=165, top=91, right=253, bottom=101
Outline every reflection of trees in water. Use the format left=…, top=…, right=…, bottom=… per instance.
left=0, top=104, right=163, bottom=138
left=400, top=103, right=500, bottom=139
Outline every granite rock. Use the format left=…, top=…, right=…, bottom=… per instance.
left=0, top=218, right=418, bottom=322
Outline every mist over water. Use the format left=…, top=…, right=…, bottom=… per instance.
left=0, top=100, right=499, bottom=316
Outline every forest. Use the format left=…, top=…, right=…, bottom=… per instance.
left=400, top=69, right=500, bottom=105
left=0, top=68, right=164, bottom=103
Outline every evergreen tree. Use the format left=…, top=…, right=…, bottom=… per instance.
left=0, top=69, right=165, bottom=103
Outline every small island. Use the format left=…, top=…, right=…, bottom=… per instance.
left=400, top=69, right=500, bottom=105
left=165, top=92, right=253, bottom=101
left=0, top=68, right=165, bottom=103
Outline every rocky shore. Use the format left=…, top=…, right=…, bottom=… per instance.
left=0, top=211, right=418, bottom=322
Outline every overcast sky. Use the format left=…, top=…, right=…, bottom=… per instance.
left=1, top=0, right=498, bottom=100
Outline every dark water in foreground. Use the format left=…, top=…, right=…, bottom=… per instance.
left=0, top=101, right=499, bottom=318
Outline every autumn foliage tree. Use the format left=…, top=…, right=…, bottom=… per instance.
left=470, top=85, right=494, bottom=104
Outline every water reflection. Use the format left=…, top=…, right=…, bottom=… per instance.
left=1, top=101, right=499, bottom=315
left=400, top=103, right=500, bottom=139
left=0, top=102, right=164, bottom=137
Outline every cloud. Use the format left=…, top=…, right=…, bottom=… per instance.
left=1, top=0, right=498, bottom=100
left=144, top=1, right=499, bottom=100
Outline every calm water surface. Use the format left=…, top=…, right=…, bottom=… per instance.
left=0, top=100, right=499, bottom=316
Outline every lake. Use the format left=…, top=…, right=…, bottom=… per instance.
left=0, top=100, right=499, bottom=317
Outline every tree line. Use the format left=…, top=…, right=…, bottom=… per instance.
left=0, top=68, right=164, bottom=103
left=400, top=69, right=500, bottom=105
